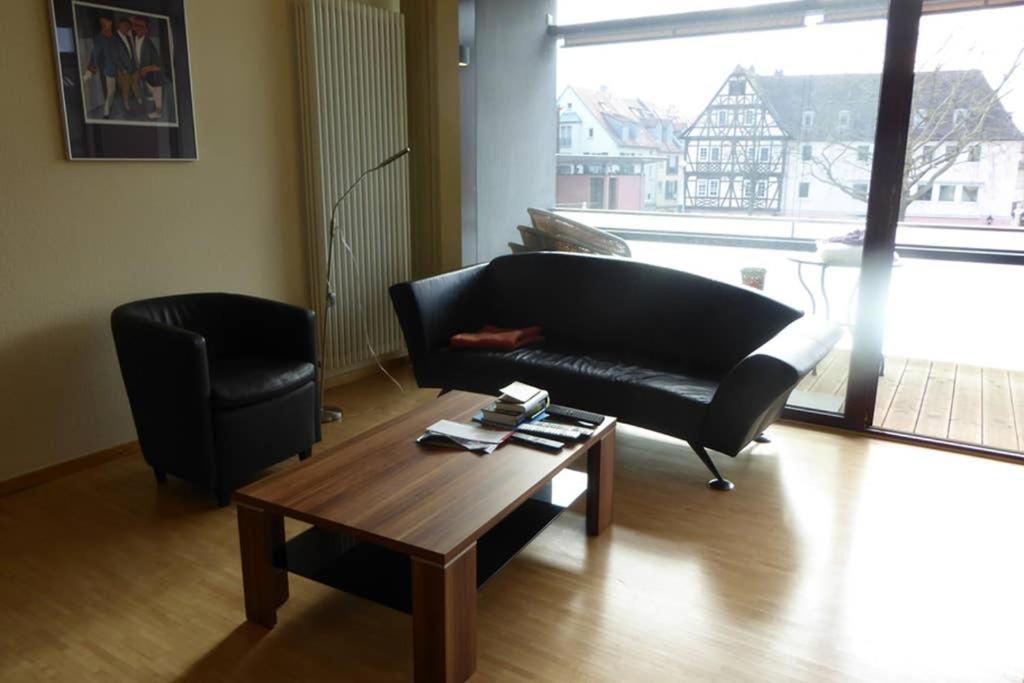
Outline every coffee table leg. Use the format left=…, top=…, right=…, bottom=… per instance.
left=411, top=544, right=477, bottom=683
left=587, top=431, right=615, bottom=535
left=237, top=504, right=288, bottom=628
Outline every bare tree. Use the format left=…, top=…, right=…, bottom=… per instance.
left=808, top=47, right=1023, bottom=219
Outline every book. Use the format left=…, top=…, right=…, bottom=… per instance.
left=498, top=381, right=543, bottom=404
left=474, top=409, right=549, bottom=429
left=494, top=388, right=550, bottom=416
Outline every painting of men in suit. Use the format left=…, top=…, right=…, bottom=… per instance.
left=73, top=2, right=178, bottom=126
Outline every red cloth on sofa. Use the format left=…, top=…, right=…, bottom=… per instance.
left=449, top=325, right=544, bottom=350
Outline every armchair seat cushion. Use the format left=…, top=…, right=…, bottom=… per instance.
left=434, top=345, right=718, bottom=437
left=210, top=355, right=316, bottom=409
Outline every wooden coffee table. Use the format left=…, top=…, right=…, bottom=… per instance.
left=234, top=390, right=616, bottom=683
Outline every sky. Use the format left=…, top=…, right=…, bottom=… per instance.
left=555, top=1, right=1024, bottom=128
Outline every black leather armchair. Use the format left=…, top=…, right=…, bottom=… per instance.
left=390, top=253, right=841, bottom=490
left=111, top=293, right=321, bottom=506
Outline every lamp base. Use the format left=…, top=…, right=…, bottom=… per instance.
left=320, top=406, right=343, bottom=424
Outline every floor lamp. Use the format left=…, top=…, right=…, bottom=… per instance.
left=319, top=146, right=411, bottom=423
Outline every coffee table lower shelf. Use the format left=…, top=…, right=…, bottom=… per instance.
left=274, top=468, right=589, bottom=614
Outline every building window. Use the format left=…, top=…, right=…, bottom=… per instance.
left=667, top=155, right=679, bottom=174
left=698, top=147, right=709, bottom=162
left=953, top=108, right=968, bottom=125
left=558, top=124, right=572, bottom=149
left=755, top=180, right=767, bottom=198
left=853, top=182, right=868, bottom=197
left=758, top=147, right=770, bottom=162
left=628, top=125, right=637, bottom=141
left=728, top=78, right=745, bottom=95
left=802, top=110, right=814, bottom=128
left=919, top=184, right=933, bottom=201
left=588, top=127, right=594, bottom=140
left=962, top=186, right=979, bottom=202
left=857, top=145, right=870, bottom=161
left=665, top=180, right=678, bottom=200
left=838, top=110, right=850, bottom=128
left=586, top=164, right=603, bottom=175
left=799, top=182, right=810, bottom=198
left=968, top=145, right=981, bottom=162
left=945, top=144, right=958, bottom=161
left=557, top=164, right=573, bottom=175
left=938, top=184, right=956, bottom=201
left=710, top=147, right=721, bottom=162
left=801, top=144, right=812, bottom=161
left=744, top=179, right=752, bottom=197
left=922, top=145, right=934, bottom=163
left=914, top=108, right=928, bottom=126
left=696, top=179, right=708, bottom=197
left=745, top=109, right=755, bottom=125
left=709, top=179, right=720, bottom=197
left=717, top=110, right=728, bottom=126
left=589, top=177, right=604, bottom=207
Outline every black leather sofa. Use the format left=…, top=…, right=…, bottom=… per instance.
left=390, top=253, right=841, bottom=489
left=111, top=293, right=320, bottom=506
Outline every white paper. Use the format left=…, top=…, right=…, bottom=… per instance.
left=425, top=419, right=511, bottom=444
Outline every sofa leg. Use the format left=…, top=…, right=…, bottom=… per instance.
left=689, top=443, right=735, bottom=491
left=153, top=468, right=167, bottom=484
left=438, top=388, right=451, bottom=397
left=298, top=448, right=312, bottom=461
left=753, top=432, right=771, bottom=444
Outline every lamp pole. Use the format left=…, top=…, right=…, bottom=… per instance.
left=319, top=146, right=411, bottom=423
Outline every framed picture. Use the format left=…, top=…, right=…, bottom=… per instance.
left=49, top=0, right=197, bottom=160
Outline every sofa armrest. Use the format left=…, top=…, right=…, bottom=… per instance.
left=701, top=316, right=842, bottom=455
left=389, top=264, right=488, bottom=382
left=111, top=311, right=218, bottom=485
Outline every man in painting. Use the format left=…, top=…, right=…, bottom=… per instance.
left=82, top=15, right=117, bottom=118
left=112, top=16, right=141, bottom=114
left=131, top=15, right=165, bottom=120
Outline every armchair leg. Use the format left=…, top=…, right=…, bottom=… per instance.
left=298, top=448, right=312, bottom=461
left=216, top=485, right=232, bottom=508
left=153, top=468, right=167, bottom=484
left=688, top=443, right=735, bottom=491
left=753, top=432, right=771, bottom=444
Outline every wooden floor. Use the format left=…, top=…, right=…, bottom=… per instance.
left=3, top=365, right=1024, bottom=681
left=799, top=348, right=1024, bottom=452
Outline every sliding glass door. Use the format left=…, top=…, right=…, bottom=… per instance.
left=867, top=4, right=1024, bottom=453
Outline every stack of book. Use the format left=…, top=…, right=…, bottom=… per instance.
left=477, top=382, right=549, bottom=428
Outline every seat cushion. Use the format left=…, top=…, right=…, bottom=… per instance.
left=431, top=345, right=719, bottom=440
left=210, top=355, right=316, bottom=409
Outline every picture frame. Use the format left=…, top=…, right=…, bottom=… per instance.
left=49, top=0, right=198, bottom=160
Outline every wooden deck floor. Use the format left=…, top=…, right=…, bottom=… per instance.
left=797, top=349, right=1024, bottom=452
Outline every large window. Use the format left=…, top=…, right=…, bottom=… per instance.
left=545, top=0, right=1024, bottom=457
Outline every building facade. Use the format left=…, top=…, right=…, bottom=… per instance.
left=556, top=86, right=686, bottom=212
left=681, top=67, right=1024, bottom=222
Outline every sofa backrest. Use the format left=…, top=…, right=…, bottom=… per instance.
left=483, top=252, right=802, bottom=374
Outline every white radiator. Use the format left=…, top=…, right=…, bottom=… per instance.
left=295, top=0, right=410, bottom=375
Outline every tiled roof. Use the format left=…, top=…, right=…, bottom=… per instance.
left=563, top=86, right=687, bottom=153
left=746, top=67, right=1023, bottom=142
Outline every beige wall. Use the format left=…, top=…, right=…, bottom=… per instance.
left=0, top=0, right=366, bottom=482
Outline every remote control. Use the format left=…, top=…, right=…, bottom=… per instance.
left=510, top=432, right=563, bottom=452
left=545, top=404, right=604, bottom=428
left=517, top=422, right=583, bottom=442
